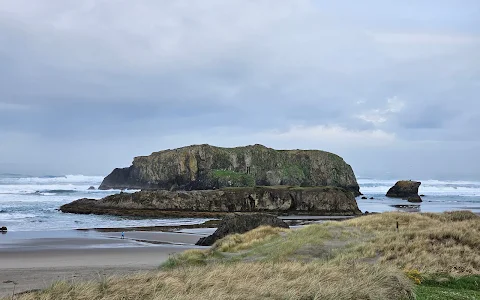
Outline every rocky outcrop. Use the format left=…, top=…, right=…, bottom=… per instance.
left=407, top=197, right=422, bottom=203
left=196, top=213, right=289, bottom=246
left=60, top=186, right=361, bottom=217
left=88, top=186, right=96, bottom=190
left=99, top=144, right=360, bottom=196
left=386, top=181, right=422, bottom=202
left=0, top=226, right=7, bottom=232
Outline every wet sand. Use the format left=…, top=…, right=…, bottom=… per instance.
left=0, top=229, right=209, bottom=297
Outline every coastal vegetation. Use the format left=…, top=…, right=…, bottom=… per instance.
left=209, top=169, right=256, bottom=187
left=11, top=211, right=480, bottom=300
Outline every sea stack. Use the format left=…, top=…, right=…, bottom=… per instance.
left=386, top=180, right=422, bottom=202
left=98, top=144, right=360, bottom=196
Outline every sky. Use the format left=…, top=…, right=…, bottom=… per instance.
left=0, top=0, right=479, bottom=180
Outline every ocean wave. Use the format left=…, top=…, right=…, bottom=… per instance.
left=358, top=178, right=480, bottom=186
left=0, top=174, right=105, bottom=195
left=0, top=212, right=37, bottom=220
left=0, top=174, right=104, bottom=185
left=34, top=192, right=57, bottom=196
left=34, top=189, right=78, bottom=195
left=0, top=185, right=82, bottom=195
left=358, top=178, right=480, bottom=196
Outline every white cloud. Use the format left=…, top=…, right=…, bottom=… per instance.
left=0, top=1, right=317, bottom=72
left=259, top=125, right=395, bottom=145
left=370, top=32, right=480, bottom=45
left=357, top=96, right=405, bottom=125
left=367, top=31, right=480, bottom=62
left=357, top=112, right=387, bottom=124
left=0, top=0, right=479, bottom=179
left=385, top=96, right=404, bottom=112
left=0, top=102, right=30, bottom=111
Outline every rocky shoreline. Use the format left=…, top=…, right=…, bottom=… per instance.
left=60, top=186, right=361, bottom=218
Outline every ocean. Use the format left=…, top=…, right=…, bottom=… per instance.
left=356, top=178, right=480, bottom=214
left=0, top=174, right=210, bottom=232
left=1, top=174, right=479, bottom=232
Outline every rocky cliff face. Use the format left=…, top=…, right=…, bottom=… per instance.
left=99, top=144, right=360, bottom=195
left=60, top=186, right=361, bottom=217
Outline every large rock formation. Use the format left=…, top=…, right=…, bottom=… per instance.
left=386, top=181, right=422, bottom=202
left=196, top=213, right=289, bottom=246
left=99, top=144, right=360, bottom=196
left=60, top=186, right=361, bottom=217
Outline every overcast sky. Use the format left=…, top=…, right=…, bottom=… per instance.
left=0, top=0, right=479, bottom=180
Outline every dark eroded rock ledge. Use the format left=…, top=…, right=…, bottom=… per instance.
left=60, top=186, right=361, bottom=218
left=196, top=213, right=289, bottom=246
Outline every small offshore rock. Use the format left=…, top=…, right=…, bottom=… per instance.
left=369, top=197, right=374, bottom=199
left=88, top=186, right=96, bottom=190
left=0, top=226, right=7, bottom=232
left=407, top=196, right=422, bottom=203
left=195, top=213, right=289, bottom=246
left=386, top=180, right=422, bottom=202
left=361, top=196, right=368, bottom=199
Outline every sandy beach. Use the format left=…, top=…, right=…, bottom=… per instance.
left=0, top=216, right=346, bottom=297
left=0, top=229, right=209, bottom=297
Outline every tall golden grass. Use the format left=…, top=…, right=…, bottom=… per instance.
left=170, top=211, right=480, bottom=274
left=343, top=211, right=480, bottom=274
left=14, top=262, right=414, bottom=300
left=212, top=225, right=289, bottom=252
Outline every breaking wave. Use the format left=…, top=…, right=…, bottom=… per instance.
left=358, top=178, right=480, bottom=197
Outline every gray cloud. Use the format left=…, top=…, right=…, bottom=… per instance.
left=0, top=0, right=479, bottom=179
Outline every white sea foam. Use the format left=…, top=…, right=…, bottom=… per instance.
left=0, top=174, right=111, bottom=196
left=36, top=192, right=57, bottom=196
left=0, top=174, right=104, bottom=185
left=0, top=174, right=193, bottom=231
left=0, top=212, right=37, bottom=220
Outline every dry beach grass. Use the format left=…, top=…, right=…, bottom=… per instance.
left=9, top=211, right=480, bottom=300
left=211, top=225, right=289, bottom=252
left=12, top=262, right=414, bottom=300
left=342, top=211, right=480, bottom=274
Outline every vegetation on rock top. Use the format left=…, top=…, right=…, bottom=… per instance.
left=209, top=169, right=256, bottom=187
